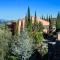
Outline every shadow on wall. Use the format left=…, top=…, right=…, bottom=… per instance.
left=29, top=49, right=48, bottom=60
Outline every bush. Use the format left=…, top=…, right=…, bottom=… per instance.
left=0, top=29, right=12, bottom=60
left=11, top=28, right=33, bottom=60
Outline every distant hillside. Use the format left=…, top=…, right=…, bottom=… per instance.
left=0, top=19, right=15, bottom=24
left=0, top=19, right=6, bottom=24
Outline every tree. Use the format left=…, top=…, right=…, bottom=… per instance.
left=31, top=23, right=43, bottom=44
left=11, top=28, right=33, bottom=60
left=30, top=11, right=43, bottom=44
left=34, top=11, right=37, bottom=25
left=0, top=29, right=12, bottom=60
left=56, top=12, right=60, bottom=31
left=28, top=6, right=30, bottom=22
left=27, top=6, right=32, bottom=27
left=41, top=15, right=45, bottom=20
left=41, top=15, right=44, bottom=19
left=46, top=15, right=49, bottom=21
left=30, top=22, right=44, bottom=53
left=49, top=16, right=53, bottom=33
left=26, top=6, right=32, bottom=31
left=38, top=22, right=44, bottom=31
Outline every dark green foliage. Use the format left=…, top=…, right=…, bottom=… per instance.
left=42, top=15, right=44, bottom=19
left=56, top=12, right=60, bottom=31
left=32, top=22, right=43, bottom=32
left=27, top=6, right=32, bottom=28
left=8, top=56, right=17, bottom=60
left=26, top=6, right=32, bottom=31
left=49, top=15, right=53, bottom=33
left=32, top=32, right=43, bottom=44
left=34, top=11, right=37, bottom=25
left=38, top=22, right=44, bottom=31
left=28, top=6, right=30, bottom=22
left=49, top=16, right=52, bottom=29
left=28, top=11, right=44, bottom=44
left=46, top=15, right=49, bottom=21
left=41, top=15, right=45, bottom=20
left=31, top=22, right=43, bottom=44
left=33, top=11, right=43, bottom=31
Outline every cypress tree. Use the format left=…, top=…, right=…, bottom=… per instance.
left=27, top=6, right=32, bottom=31
left=49, top=16, right=52, bottom=33
left=34, top=11, right=37, bottom=25
left=27, top=6, right=31, bottom=26
left=46, top=15, right=49, bottom=21
left=56, top=12, right=60, bottom=31
left=41, top=15, right=44, bottom=19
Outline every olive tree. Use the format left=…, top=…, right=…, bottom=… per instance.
left=0, top=29, right=12, bottom=60
left=11, top=28, right=33, bottom=60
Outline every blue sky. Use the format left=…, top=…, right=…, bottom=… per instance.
left=0, top=0, right=60, bottom=20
